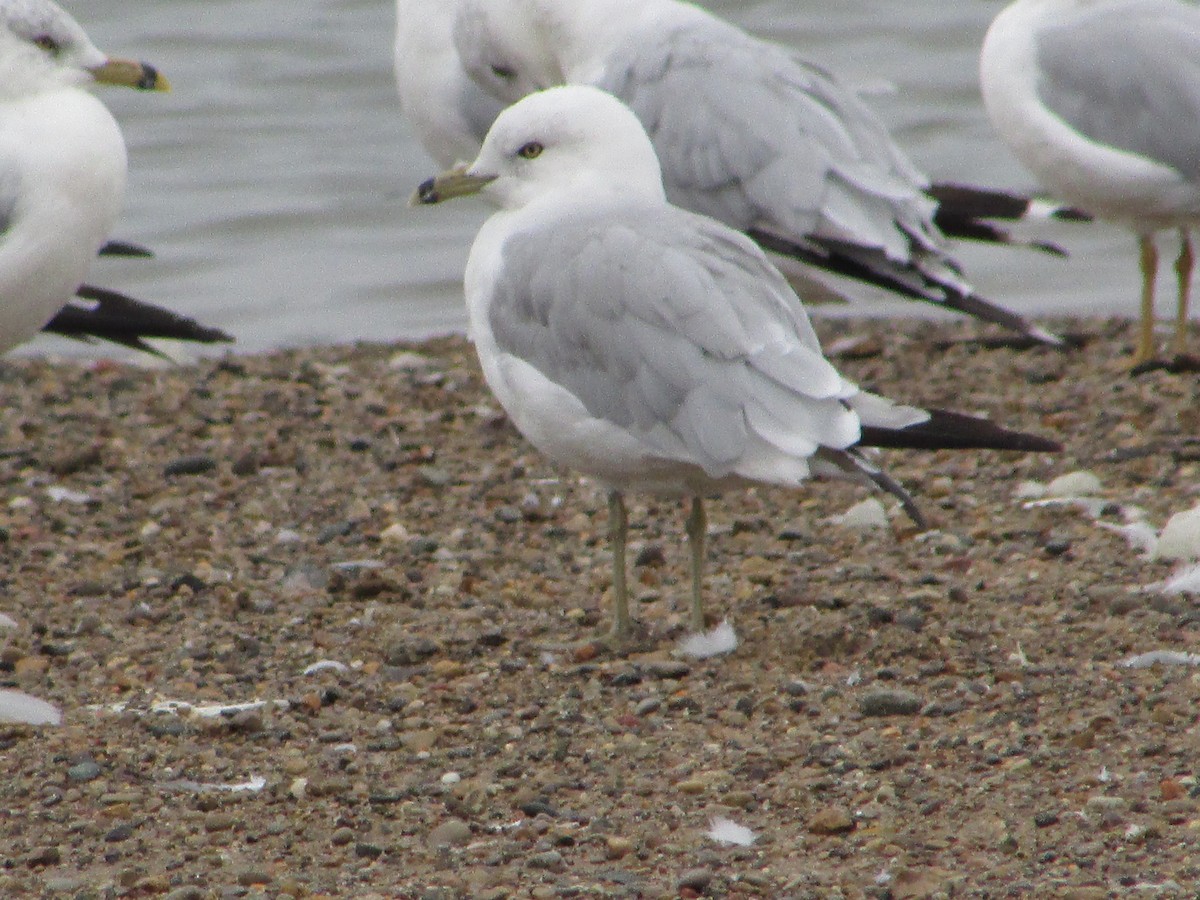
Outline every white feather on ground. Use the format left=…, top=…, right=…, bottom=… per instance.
left=706, top=816, right=757, bottom=846
left=677, top=621, right=739, bottom=660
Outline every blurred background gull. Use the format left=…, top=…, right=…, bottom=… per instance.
left=20, top=0, right=1138, bottom=356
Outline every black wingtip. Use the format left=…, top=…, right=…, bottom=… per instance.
left=859, top=408, right=1061, bottom=453
left=43, top=286, right=234, bottom=351
left=98, top=240, right=154, bottom=259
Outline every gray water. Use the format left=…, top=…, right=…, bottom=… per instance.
left=32, top=0, right=1144, bottom=355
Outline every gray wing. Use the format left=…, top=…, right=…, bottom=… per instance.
left=594, top=17, right=939, bottom=262
left=487, top=206, right=859, bottom=475
left=1036, top=0, right=1200, bottom=181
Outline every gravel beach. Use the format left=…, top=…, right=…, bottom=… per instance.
left=2, top=317, right=1199, bottom=898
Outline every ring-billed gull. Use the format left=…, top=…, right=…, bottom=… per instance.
left=0, top=0, right=230, bottom=356
left=982, top=0, right=1200, bottom=368
left=447, top=0, right=1073, bottom=347
left=415, top=85, right=1061, bottom=640
left=394, top=0, right=503, bottom=166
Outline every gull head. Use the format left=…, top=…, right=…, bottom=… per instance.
left=414, top=85, right=665, bottom=211
left=453, top=0, right=563, bottom=103
left=0, top=0, right=169, bottom=96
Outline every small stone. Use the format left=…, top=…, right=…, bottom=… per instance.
left=641, top=660, right=691, bottom=679
left=1161, top=779, right=1186, bottom=801
left=25, top=846, right=61, bottom=866
left=44, top=878, right=84, bottom=893
left=1085, top=796, right=1128, bottom=822
left=860, top=689, right=922, bottom=717
left=355, top=842, right=384, bottom=859
left=67, top=761, right=101, bottom=782
left=809, top=805, right=855, bottom=835
left=634, top=698, right=661, bottom=716
left=204, top=813, right=236, bottom=832
left=605, top=836, right=634, bottom=859
left=526, top=850, right=564, bottom=870
left=676, top=868, right=712, bottom=891
left=781, top=680, right=809, bottom=697
left=429, top=819, right=472, bottom=848
left=104, top=823, right=134, bottom=842
left=163, top=455, right=217, bottom=477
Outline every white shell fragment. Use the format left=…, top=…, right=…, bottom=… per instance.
left=1045, top=471, right=1103, bottom=498
left=1153, top=505, right=1200, bottom=562
left=0, top=689, right=62, bottom=725
left=831, top=497, right=889, bottom=529
left=302, top=660, right=349, bottom=676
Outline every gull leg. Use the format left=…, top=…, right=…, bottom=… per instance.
left=607, top=490, right=632, bottom=639
left=1134, top=235, right=1159, bottom=366
left=1173, top=229, right=1193, bottom=357
left=685, top=496, right=707, bottom=631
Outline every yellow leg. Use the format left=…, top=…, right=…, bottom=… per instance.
left=1134, top=235, right=1159, bottom=367
left=607, top=491, right=631, bottom=639
left=685, top=496, right=707, bottom=631
left=1173, top=229, right=1193, bottom=357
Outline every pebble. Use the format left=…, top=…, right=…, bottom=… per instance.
left=25, top=846, right=61, bottom=866
left=860, top=689, right=923, bottom=717
left=163, top=455, right=217, bottom=477
left=605, top=836, right=634, bottom=859
left=43, top=877, right=83, bottom=893
left=634, top=698, right=661, bottom=716
left=641, top=660, right=691, bottom=679
left=67, top=761, right=101, bottom=782
left=429, top=820, right=472, bottom=848
left=676, top=868, right=713, bottom=891
left=525, top=850, right=564, bottom=870
left=808, top=806, right=855, bottom=835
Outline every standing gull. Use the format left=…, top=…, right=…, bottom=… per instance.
left=394, top=0, right=503, bottom=166
left=448, top=0, right=1073, bottom=346
left=982, top=0, right=1200, bottom=368
left=415, top=86, right=1061, bottom=640
left=0, top=0, right=230, bottom=356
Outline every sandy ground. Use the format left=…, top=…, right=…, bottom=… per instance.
left=2, top=318, right=1199, bottom=899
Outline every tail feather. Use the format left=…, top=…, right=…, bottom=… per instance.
left=747, top=228, right=1066, bottom=348
left=44, top=285, right=233, bottom=356
left=857, top=408, right=1062, bottom=453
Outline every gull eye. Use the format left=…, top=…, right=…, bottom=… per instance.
left=33, top=34, right=61, bottom=53
left=517, top=142, right=544, bottom=160
left=490, top=64, right=516, bottom=80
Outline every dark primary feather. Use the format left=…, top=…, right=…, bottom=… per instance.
left=97, top=239, right=154, bottom=258
left=43, top=285, right=232, bottom=356
left=857, top=408, right=1061, bottom=453
left=747, top=228, right=1061, bottom=344
left=928, top=182, right=1091, bottom=224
